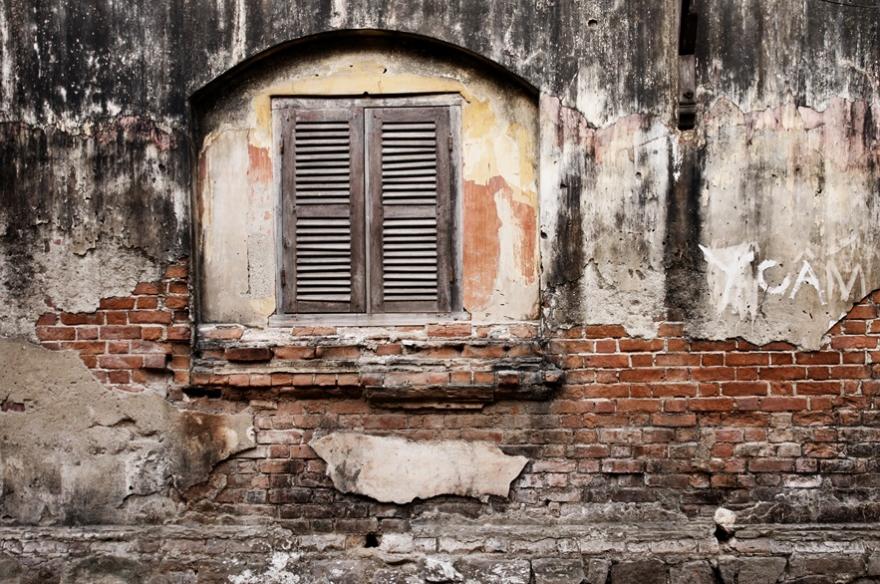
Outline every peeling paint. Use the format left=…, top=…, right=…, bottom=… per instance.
left=197, top=40, right=539, bottom=325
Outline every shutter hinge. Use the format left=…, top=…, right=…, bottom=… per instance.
left=280, top=269, right=287, bottom=287
left=448, top=134, right=453, bottom=152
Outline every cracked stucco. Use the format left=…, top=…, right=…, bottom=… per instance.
left=0, top=340, right=254, bottom=525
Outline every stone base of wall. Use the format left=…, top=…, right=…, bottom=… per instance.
left=4, top=521, right=880, bottom=583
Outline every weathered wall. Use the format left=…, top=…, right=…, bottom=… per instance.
left=2, top=0, right=880, bottom=581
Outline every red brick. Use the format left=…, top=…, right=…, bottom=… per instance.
left=79, top=355, right=98, bottom=368
left=337, top=374, right=360, bottom=386
left=602, top=459, right=644, bottom=473
left=594, top=339, right=618, bottom=353
left=99, top=297, right=136, bottom=310
left=620, top=368, right=665, bottom=382
left=584, top=324, right=627, bottom=338
left=228, top=374, right=250, bottom=387
left=129, top=310, right=173, bottom=325
left=760, top=397, right=808, bottom=411
left=652, top=413, right=696, bottom=427
left=651, top=383, right=698, bottom=397
left=616, top=399, right=660, bottom=412
left=657, top=322, right=684, bottom=337
left=726, top=353, right=770, bottom=366
left=249, top=374, right=272, bottom=387
left=36, top=313, right=58, bottom=325
left=761, top=341, right=797, bottom=351
left=618, top=338, right=664, bottom=352
left=166, top=326, right=190, bottom=341
left=797, top=381, right=842, bottom=395
left=749, top=458, right=794, bottom=473
left=164, top=264, right=188, bottom=279
left=107, top=370, right=131, bottom=384
left=721, top=382, right=767, bottom=396
left=273, top=346, right=316, bottom=360
left=142, top=354, right=168, bottom=369
left=100, top=326, right=141, bottom=340
left=689, top=398, right=735, bottom=411
left=473, top=371, right=494, bottom=384
left=133, top=282, right=161, bottom=295
left=796, top=352, right=841, bottom=365
left=166, top=282, right=188, bottom=294
left=450, top=371, right=472, bottom=385
left=97, top=355, right=142, bottom=369
left=315, top=345, right=361, bottom=359
left=830, top=336, right=877, bottom=350
left=847, top=305, right=877, bottom=319
left=225, top=347, right=273, bottom=362
left=60, top=312, right=102, bottom=326
left=655, top=353, right=701, bottom=366
left=290, top=374, right=315, bottom=386
left=141, top=327, right=164, bottom=341
left=314, top=374, right=337, bottom=386
left=130, top=341, right=172, bottom=354
left=583, top=354, right=629, bottom=368
left=164, top=296, right=189, bottom=309
left=104, top=311, right=128, bottom=325
left=36, top=327, right=76, bottom=341
left=758, top=366, right=806, bottom=381
left=107, top=341, right=129, bottom=354
left=135, top=297, right=159, bottom=309
left=69, top=341, right=106, bottom=354
left=374, top=343, right=402, bottom=356
left=169, top=355, right=190, bottom=369
left=691, top=367, right=735, bottom=381
left=829, top=365, right=870, bottom=379
left=425, top=323, right=471, bottom=337
left=76, top=327, right=99, bottom=340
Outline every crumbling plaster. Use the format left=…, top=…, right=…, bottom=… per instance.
left=196, top=41, right=540, bottom=325
left=310, top=432, right=528, bottom=504
left=1, top=0, right=878, bottom=346
left=0, top=340, right=254, bottom=525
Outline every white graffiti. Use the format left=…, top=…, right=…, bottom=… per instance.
left=699, top=242, right=869, bottom=318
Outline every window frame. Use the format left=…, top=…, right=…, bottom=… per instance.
left=269, top=94, right=466, bottom=327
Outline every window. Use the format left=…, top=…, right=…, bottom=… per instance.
left=275, top=96, right=461, bottom=316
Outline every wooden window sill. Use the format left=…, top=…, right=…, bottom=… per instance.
left=267, top=312, right=470, bottom=328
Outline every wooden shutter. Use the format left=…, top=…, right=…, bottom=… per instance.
left=366, top=107, right=453, bottom=313
left=281, top=106, right=365, bottom=313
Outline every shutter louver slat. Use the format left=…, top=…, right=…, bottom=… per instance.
left=368, top=107, right=453, bottom=313
left=281, top=107, right=365, bottom=313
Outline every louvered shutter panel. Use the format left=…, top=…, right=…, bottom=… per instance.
left=366, top=107, right=453, bottom=313
left=281, top=107, right=365, bottom=313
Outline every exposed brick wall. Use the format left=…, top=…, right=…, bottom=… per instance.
left=187, top=291, right=880, bottom=528
left=34, top=261, right=191, bottom=392
left=30, top=262, right=880, bottom=528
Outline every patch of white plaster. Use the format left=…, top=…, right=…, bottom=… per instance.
left=228, top=552, right=302, bottom=584
left=310, top=432, right=528, bottom=504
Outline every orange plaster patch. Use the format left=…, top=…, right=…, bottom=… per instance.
left=463, top=176, right=539, bottom=309
left=247, top=144, right=272, bottom=184
left=463, top=178, right=502, bottom=310
left=507, top=195, right=538, bottom=284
